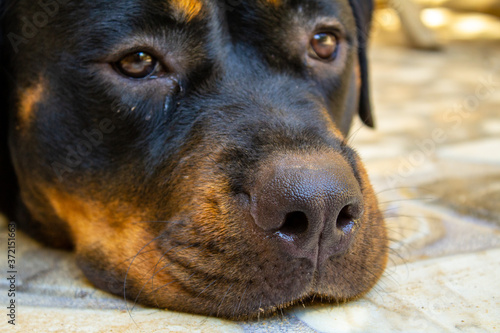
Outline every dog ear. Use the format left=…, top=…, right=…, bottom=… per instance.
left=348, top=0, right=375, bottom=128
left=0, top=1, right=19, bottom=219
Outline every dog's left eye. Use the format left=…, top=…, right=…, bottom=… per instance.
left=309, top=32, right=339, bottom=61
left=115, top=52, right=159, bottom=78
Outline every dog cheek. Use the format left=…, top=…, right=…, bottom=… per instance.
left=355, top=162, right=388, bottom=288
left=16, top=80, right=46, bottom=132
left=42, top=189, right=199, bottom=305
left=76, top=248, right=127, bottom=297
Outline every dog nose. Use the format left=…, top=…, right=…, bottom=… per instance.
left=250, top=153, right=363, bottom=265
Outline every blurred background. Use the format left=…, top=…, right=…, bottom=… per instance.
left=359, top=0, right=500, bottom=225
left=353, top=0, right=500, bottom=257
left=375, top=0, right=500, bottom=46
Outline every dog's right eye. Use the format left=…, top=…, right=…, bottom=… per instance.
left=115, top=52, right=158, bottom=79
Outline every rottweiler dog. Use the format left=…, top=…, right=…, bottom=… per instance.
left=0, top=0, right=387, bottom=319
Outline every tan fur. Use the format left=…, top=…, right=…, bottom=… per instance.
left=44, top=188, right=186, bottom=300
left=263, top=0, right=282, bottom=7
left=171, top=0, right=204, bottom=21
left=18, top=82, right=44, bottom=130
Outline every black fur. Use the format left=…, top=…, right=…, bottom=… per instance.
left=0, top=0, right=385, bottom=319
left=1, top=0, right=18, bottom=219
left=0, top=1, right=375, bottom=223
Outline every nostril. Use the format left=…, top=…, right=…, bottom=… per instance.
left=280, top=211, right=309, bottom=235
left=336, top=205, right=359, bottom=233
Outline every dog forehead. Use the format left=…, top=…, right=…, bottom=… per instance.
left=221, top=0, right=354, bottom=31
left=28, top=0, right=354, bottom=37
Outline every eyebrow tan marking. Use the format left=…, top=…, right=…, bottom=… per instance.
left=171, top=0, right=204, bottom=22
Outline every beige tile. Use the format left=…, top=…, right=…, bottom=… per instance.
left=294, top=249, right=500, bottom=332
left=3, top=307, right=243, bottom=333
left=437, top=138, right=500, bottom=164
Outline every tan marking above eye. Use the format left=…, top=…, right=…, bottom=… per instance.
left=171, top=0, right=203, bottom=21
left=18, top=81, right=45, bottom=130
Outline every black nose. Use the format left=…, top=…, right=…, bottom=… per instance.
left=250, top=153, right=363, bottom=265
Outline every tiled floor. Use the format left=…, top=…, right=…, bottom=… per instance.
left=1, top=18, right=500, bottom=333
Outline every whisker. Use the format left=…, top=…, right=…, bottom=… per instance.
left=133, top=244, right=196, bottom=311
left=196, top=279, right=218, bottom=299
left=378, top=197, right=435, bottom=205
left=344, top=122, right=365, bottom=145
left=374, top=186, right=431, bottom=195
left=233, top=282, right=250, bottom=318
left=151, top=272, right=196, bottom=294
left=124, top=235, right=163, bottom=321
left=132, top=245, right=181, bottom=311
left=216, top=283, right=234, bottom=317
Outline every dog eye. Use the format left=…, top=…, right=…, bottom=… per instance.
left=115, top=52, right=158, bottom=78
left=309, top=33, right=338, bottom=61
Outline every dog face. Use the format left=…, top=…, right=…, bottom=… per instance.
left=1, top=0, right=387, bottom=319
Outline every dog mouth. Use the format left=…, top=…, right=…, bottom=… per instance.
left=154, top=211, right=380, bottom=320
left=138, top=150, right=387, bottom=319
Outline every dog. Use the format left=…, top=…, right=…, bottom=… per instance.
left=0, top=0, right=387, bottom=319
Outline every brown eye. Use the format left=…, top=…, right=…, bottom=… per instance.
left=115, top=52, right=158, bottom=78
left=310, top=32, right=338, bottom=60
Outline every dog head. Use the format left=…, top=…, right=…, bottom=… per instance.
left=1, top=0, right=386, bottom=319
